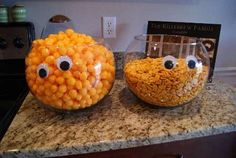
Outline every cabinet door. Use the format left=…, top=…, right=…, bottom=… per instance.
left=57, top=132, right=236, bottom=158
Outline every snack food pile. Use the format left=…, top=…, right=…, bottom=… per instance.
left=25, top=29, right=115, bottom=110
left=124, top=57, right=208, bottom=107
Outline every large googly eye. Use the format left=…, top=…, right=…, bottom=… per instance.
left=163, top=55, right=177, bottom=69
left=37, top=64, right=49, bottom=78
left=56, top=56, right=73, bottom=71
left=186, top=55, right=198, bottom=69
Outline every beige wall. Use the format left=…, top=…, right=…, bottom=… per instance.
left=3, top=0, right=236, bottom=68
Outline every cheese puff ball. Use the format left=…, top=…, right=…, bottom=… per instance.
left=25, top=29, right=115, bottom=110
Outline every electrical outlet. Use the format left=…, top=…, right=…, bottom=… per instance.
left=102, top=17, right=116, bottom=38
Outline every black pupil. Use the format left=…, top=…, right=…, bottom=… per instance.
left=60, top=61, right=70, bottom=71
left=188, top=60, right=196, bottom=69
left=39, top=69, right=47, bottom=78
left=164, top=60, right=174, bottom=69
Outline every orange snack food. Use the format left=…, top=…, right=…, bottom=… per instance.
left=124, top=57, right=208, bottom=107
left=25, top=29, right=115, bottom=110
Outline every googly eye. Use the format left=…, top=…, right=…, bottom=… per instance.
left=56, top=56, right=73, bottom=71
left=37, top=64, right=49, bottom=78
left=163, top=55, right=177, bottom=69
left=186, top=55, right=198, bottom=69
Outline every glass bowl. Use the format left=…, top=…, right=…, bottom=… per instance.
left=123, top=34, right=209, bottom=107
left=25, top=29, right=115, bottom=111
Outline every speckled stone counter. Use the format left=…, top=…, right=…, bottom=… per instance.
left=0, top=79, right=236, bottom=158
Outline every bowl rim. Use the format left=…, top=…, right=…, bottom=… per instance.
left=31, top=37, right=109, bottom=49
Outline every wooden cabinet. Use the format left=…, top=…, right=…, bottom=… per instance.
left=57, top=132, right=236, bottom=158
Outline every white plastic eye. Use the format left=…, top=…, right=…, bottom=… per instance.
left=186, top=55, right=198, bottom=69
left=163, top=55, right=177, bottom=69
left=37, top=64, right=49, bottom=78
left=56, top=56, right=73, bottom=71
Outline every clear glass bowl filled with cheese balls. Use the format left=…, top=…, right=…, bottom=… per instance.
left=25, top=29, right=115, bottom=111
left=124, top=34, right=210, bottom=107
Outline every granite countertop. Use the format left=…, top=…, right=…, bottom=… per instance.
left=0, top=78, right=236, bottom=157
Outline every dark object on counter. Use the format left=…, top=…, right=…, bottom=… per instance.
left=0, top=22, right=35, bottom=141
left=49, top=15, right=71, bottom=23
left=0, top=72, right=28, bottom=141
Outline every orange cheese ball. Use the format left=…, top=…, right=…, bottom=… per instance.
left=26, top=29, right=115, bottom=110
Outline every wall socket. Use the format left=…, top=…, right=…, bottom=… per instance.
left=102, top=17, right=116, bottom=38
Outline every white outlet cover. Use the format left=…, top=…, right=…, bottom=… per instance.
left=102, top=17, right=116, bottom=38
